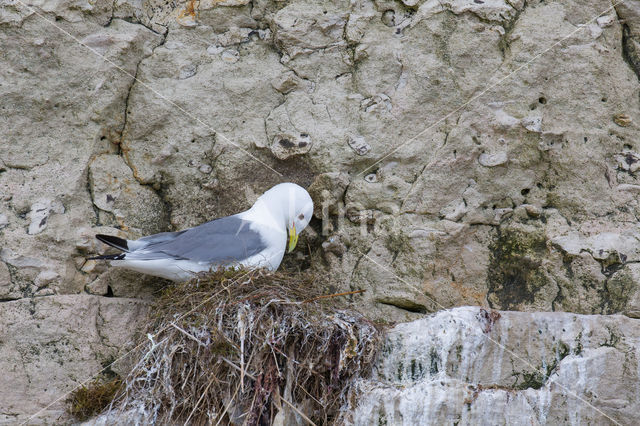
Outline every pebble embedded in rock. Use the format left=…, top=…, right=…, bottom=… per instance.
left=381, top=10, right=395, bottom=27
left=347, top=134, right=371, bottom=155
left=522, top=204, right=542, bottom=217
left=597, top=14, right=615, bottom=28
left=478, top=152, right=508, bottom=167
left=179, top=64, right=197, bottom=79
left=361, top=94, right=392, bottom=113
left=207, top=45, right=224, bottom=55
left=222, top=49, right=240, bottom=63
left=199, top=164, right=212, bottom=174
left=0, top=213, right=7, bottom=229
left=493, top=208, right=513, bottom=224
left=27, top=199, right=64, bottom=235
left=615, top=151, right=640, bottom=172
left=364, top=173, right=378, bottom=183
left=522, top=115, right=542, bottom=132
left=614, top=113, right=632, bottom=127
left=538, top=132, right=564, bottom=151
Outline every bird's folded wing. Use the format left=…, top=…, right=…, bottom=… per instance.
left=128, top=230, right=187, bottom=250
left=125, top=215, right=268, bottom=263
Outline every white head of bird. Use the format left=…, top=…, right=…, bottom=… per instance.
left=248, top=182, right=314, bottom=252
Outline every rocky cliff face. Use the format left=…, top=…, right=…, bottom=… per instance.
left=344, top=307, right=640, bottom=425
left=2, top=0, right=640, bottom=423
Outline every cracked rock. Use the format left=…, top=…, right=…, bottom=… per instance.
left=88, top=154, right=167, bottom=234
left=271, top=71, right=302, bottom=94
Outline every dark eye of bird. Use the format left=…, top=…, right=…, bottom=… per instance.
left=298, top=214, right=304, bottom=220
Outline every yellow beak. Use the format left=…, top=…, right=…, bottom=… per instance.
left=287, top=223, right=298, bottom=253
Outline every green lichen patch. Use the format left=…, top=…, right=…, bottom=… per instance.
left=605, top=269, right=636, bottom=313
left=601, top=326, right=622, bottom=348
left=384, top=231, right=414, bottom=255
left=487, top=228, right=549, bottom=310
left=512, top=341, right=570, bottom=390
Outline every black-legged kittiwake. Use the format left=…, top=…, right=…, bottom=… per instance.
left=90, top=182, right=314, bottom=281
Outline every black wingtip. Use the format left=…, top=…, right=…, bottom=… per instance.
left=96, top=234, right=129, bottom=251
left=88, top=253, right=126, bottom=260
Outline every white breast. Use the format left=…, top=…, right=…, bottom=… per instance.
left=237, top=211, right=287, bottom=270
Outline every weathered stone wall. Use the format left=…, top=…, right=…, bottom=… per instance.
left=2, top=0, right=640, bottom=423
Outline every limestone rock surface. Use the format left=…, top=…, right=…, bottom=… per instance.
left=2, top=0, right=640, bottom=422
left=0, top=295, right=148, bottom=424
left=345, top=307, right=640, bottom=425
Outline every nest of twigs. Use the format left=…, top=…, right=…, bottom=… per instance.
left=105, top=268, right=380, bottom=425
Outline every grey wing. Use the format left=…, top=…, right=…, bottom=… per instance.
left=127, top=215, right=268, bottom=263
left=128, top=230, right=187, bottom=251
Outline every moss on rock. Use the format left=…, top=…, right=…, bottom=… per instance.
left=487, top=228, right=549, bottom=310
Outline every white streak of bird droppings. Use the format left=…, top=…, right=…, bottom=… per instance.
left=347, top=307, right=636, bottom=425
